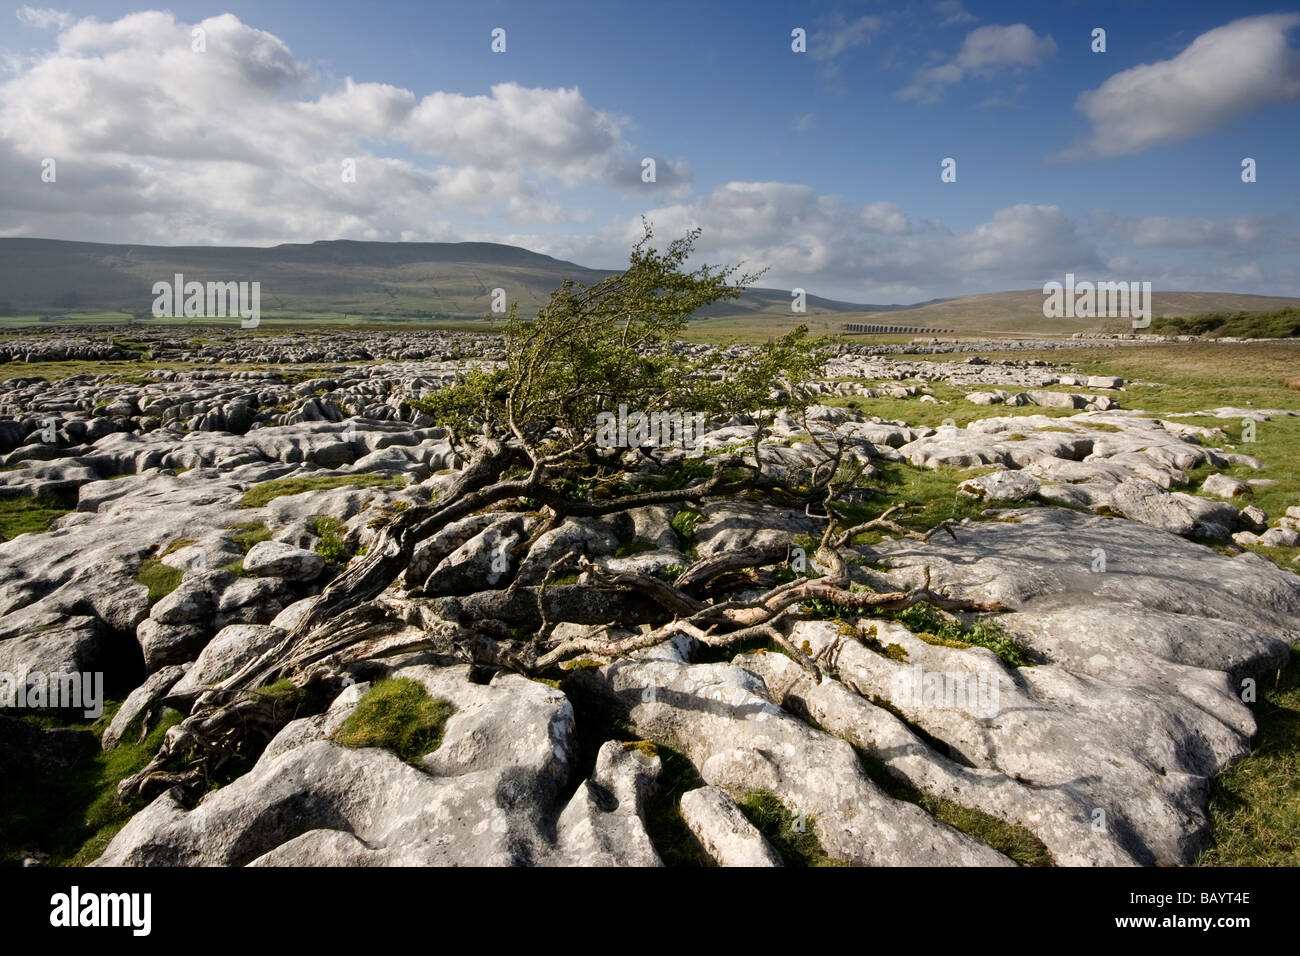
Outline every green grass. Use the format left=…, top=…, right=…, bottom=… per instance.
left=251, top=678, right=305, bottom=706
left=1012, top=341, right=1300, bottom=569
left=134, top=556, right=183, bottom=604
left=798, top=600, right=1032, bottom=668
left=823, top=382, right=1084, bottom=429
left=0, top=702, right=184, bottom=866
left=240, top=473, right=404, bottom=508
left=875, top=342, right=1299, bottom=864
left=835, top=460, right=992, bottom=545
left=332, top=678, right=455, bottom=764
left=225, top=520, right=271, bottom=552
left=1197, top=645, right=1300, bottom=866
left=736, top=790, right=847, bottom=866
left=0, top=494, right=74, bottom=540
left=160, top=537, right=196, bottom=556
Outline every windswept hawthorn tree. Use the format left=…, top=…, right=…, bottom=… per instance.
left=123, top=224, right=994, bottom=800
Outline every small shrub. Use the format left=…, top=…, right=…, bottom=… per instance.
left=888, top=603, right=1032, bottom=668
left=308, top=514, right=350, bottom=564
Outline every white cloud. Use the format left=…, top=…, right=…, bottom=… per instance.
left=15, top=6, right=73, bottom=30
left=934, top=1, right=976, bottom=28
left=509, top=187, right=1295, bottom=300
left=1094, top=211, right=1278, bottom=248
left=899, top=24, right=1057, bottom=103
left=0, top=10, right=680, bottom=243
left=401, top=83, right=621, bottom=184
left=810, top=14, right=881, bottom=84
left=859, top=201, right=911, bottom=235
left=530, top=184, right=1104, bottom=301
left=1052, top=15, right=1300, bottom=161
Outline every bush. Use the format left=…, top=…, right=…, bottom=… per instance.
left=1151, top=307, right=1300, bottom=340
left=307, top=515, right=350, bottom=564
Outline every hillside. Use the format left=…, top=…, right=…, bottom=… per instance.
left=0, top=238, right=893, bottom=322
left=834, top=289, right=1300, bottom=336
left=1, top=239, right=1295, bottom=334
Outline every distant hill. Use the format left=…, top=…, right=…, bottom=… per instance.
left=1, top=238, right=1293, bottom=334
left=0, top=237, right=911, bottom=322
left=830, top=289, right=1300, bottom=336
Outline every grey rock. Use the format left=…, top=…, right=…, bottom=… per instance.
left=1238, top=505, right=1268, bottom=532
left=1201, top=473, right=1252, bottom=499
left=575, top=656, right=1012, bottom=866
left=214, top=576, right=293, bottom=625
left=957, top=469, right=1041, bottom=502
left=243, top=541, right=326, bottom=582
left=424, top=515, right=527, bottom=595
left=172, top=625, right=285, bottom=695
left=680, top=786, right=782, bottom=866
left=1259, top=526, right=1300, bottom=548
left=102, top=665, right=186, bottom=750
left=93, top=664, right=597, bottom=866
left=148, top=571, right=236, bottom=626
left=553, top=741, right=663, bottom=866
left=138, top=619, right=213, bottom=672
left=1110, top=478, right=1238, bottom=540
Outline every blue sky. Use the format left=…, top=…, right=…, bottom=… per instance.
left=2, top=1, right=1298, bottom=301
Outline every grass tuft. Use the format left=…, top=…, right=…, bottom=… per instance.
left=134, top=556, right=183, bottom=604
left=332, top=677, right=454, bottom=764
left=240, top=473, right=404, bottom=509
left=307, top=514, right=350, bottom=564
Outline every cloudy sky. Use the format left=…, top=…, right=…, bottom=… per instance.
left=2, top=0, right=1298, bottom=302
